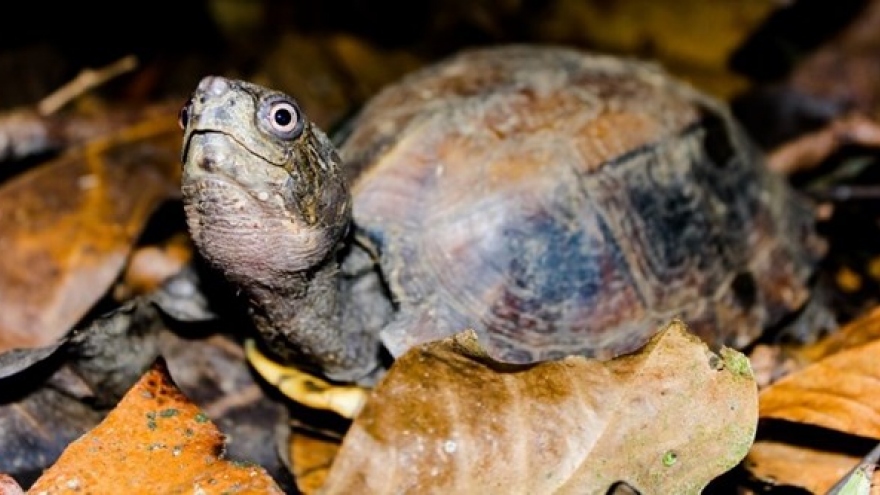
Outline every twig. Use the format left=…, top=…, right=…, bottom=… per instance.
left=37, top=55, right=139, bottom=116
left=826, top=440, right=880, bottom=494
left=767, top=114, right=880, bottom=176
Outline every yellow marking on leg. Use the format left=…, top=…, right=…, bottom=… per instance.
left=245, top=340, right=368, bottom=419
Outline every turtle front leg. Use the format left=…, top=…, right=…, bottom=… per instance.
left=245, top=340, right=369, bottom=420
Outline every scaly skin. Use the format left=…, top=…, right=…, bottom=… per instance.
left=179, top=76, right=381, bottom=383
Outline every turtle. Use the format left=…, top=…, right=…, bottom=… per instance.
left=178, top=44, right=824, bottom=416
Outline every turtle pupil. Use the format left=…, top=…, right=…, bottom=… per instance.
left=274, top=109, right=292, bottom=127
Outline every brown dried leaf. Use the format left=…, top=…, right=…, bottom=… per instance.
left=28, top=360, right=284, bottom=494
left=321, top=320, right=757, bottom=494
left=0, top=110, right=181, bottom=351
left=743, top=308, right=880, bottom=491
left=747, top=439, right=880, bottom=493
left=749, top=306, right=880, bottom=389
left=759, top=331, right=880, bottom=436
left=290, top=430, right=340, bottom=494
left=795, top=305, right=880, bottom=365
left=114, top=233, right=193, bottom=300
left=158, top=331, right=293, bottom=492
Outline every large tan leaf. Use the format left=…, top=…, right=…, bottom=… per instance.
left=28, top=359, right=283, bottom=494
left=321, top=320, right=758, bottom=494
left=0, top=110, right=180, bottom=351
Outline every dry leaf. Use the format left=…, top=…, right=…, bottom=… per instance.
left=157, top=331, right=293, bottom=491
left=290, top=430, right=341, bottom=494
left=320, top=320, right=757, bottom=494
left=795, top=306, right=880, bottom=365
left=114, top=233, right=193, bottom=300
left=0, top=110, right=181, bottom=351
left=747, top=439, right=880, bottom=494
left=760, top=336, right=880, bottom=436
left=749, top=306, right=880, bottom=389
left=744, top=308, right=880, bottom=491
left=28, top=359, right=283, bottom=494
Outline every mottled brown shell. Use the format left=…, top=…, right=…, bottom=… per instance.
left=341, top=45, right=823, bottom=362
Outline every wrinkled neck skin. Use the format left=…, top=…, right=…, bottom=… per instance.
left=179, top=77, right=384, bottom=383
left=241, top=251, right=382, bottom=384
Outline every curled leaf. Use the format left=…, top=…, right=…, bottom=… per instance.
left=320, top=320, right=758, bottom=494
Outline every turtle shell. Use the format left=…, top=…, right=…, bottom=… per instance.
left=340, top=45, right=823, bottom=363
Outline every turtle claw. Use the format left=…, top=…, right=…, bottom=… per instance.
left=244, top=340, right=368, bottom=419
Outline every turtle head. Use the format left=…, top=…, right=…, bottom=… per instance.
left=179, top=76, right=351, bottom=288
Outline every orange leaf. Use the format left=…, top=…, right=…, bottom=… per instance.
left=745, top=308, right=880, bottom=491
left=747, top=438, right=880, bottom=493
left=760, top=335, right=880, bottom=437
left=0, top=111, right=181, bottom=351
left=28, top=359, right=283, bottom=494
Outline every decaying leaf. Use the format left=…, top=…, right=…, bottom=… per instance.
left=749, top=306, right=880, bottom=389
left=289, top=429, right=341, bottom=494
left=0, top=110, right=181, bottom=351
left=0, top=101, right=176, bottom=162
left=27, top=359, right=284, bottom=494
left=0, top=297, right=165, bottom=485
left=795, top=305, right=880, bottom=365
left=158, top=331, right=294, bottom=492
left=747, top=438, right=880, bottom=494
left=745, top=307, right=880, bottom=492
left=760, top=331, right=880, bottom=436
left=319, top=320, right=757, bottom=494
left=114, top=233, right=194, bottom=301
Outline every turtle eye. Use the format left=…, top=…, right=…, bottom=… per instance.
left=177, top=99, right=192, bottom=130
left=267, top=100, right=303, bottom=139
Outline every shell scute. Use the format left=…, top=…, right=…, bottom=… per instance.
left=342, top=46, right=820, bottom=362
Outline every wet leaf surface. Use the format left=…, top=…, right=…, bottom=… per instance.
left=0, top=109, right=181, bottom=351
left=26, top=359, right=284, bottom=494
left=320, top=321, right=758, bottom=494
